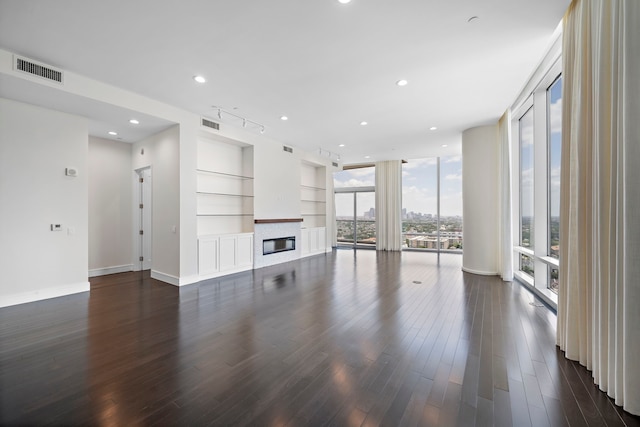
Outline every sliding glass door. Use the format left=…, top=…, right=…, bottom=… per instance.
left=335, top=189, right=376, bottom=248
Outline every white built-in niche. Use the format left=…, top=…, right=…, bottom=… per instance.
left=300, top=161, right=327, bottom=256
left=196, top=136, right=254, bottom=278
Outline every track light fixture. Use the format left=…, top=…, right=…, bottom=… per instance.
left=317, top=147, right=341, bottom=162
left=212, top=106, right=265, bottom=135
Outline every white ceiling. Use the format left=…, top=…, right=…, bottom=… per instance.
left=0, top=0, right=569, bottom=164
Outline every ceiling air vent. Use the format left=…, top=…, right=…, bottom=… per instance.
left=283, top=146, right=293, bottom=153
left=14, top=56, right=63, bottom=84
left=201, top=118, right=220, bottom=130
left=332, top=162, right=339, bottom=167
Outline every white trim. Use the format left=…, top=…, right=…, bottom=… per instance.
left=178, top=275, right=200, bottom=286
left=514, top=270, right=535, bottom=287
left=150, top=270, right=180, bottom=286
left=88, top=264, right=134, bottom=277
left=540, top=256, right=559, bottom=267
left=461, top=267, right=499, bottom=276
left=197, top=265, right=253, bottom=282
left=513, top=274, right=557, bottom=310
left=514, top=246, right=535, bottom=256
left=0, top=282, right=90, bottom=308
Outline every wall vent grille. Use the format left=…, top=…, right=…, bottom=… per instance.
left=283, top=146, right=293, bottom=153
left=201, top=118, right=220, bottom=130
left=14, top=56, right=63, bottom=84
left=332, top=162, right=339, bottom=167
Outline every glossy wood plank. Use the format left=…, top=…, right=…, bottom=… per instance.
left=1, top=250, right=639, bottom=426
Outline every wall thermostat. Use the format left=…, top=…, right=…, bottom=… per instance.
left=65, top=167, right=78, bottom=177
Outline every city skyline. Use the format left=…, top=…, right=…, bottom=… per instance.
left=333, top=156, right=463, bottom=217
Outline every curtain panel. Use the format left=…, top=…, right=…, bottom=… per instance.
left=558, top=0, right=640, bottom=415
left=375, top=160, right=403, bottom=251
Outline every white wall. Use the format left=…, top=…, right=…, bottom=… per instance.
left=253, top=143, right=301, bottom=220
left=132, top=125, right=181, bottom=284
left=462, top=124, right=499, bottom=275
left=0, top=98, right=89, bottom=307
left=178, top=120, right=199, bottom=285
left=88, top=136, right=133, bottom=275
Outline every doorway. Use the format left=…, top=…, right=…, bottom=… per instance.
left=135, top=167, right=152, bottom=271
left=335, top=189, right=376, bottom=248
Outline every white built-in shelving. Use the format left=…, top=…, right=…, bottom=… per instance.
left=300, top=163, right=327, bottom=229
left=300, top=162, right=327, bottom=256
left=197, top=136, right=255, bottom=277
left=196, top=138, right=254, bottom=236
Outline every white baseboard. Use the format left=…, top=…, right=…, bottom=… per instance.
left=89, top=264, right=133, bottom=277
left=300, top=250, right=327, bottom=259
left=150, top=270, right=180, bottom=286
left=461, top=266, right=499, bottom=276
left=178, top=274, right=200, bottom=287
left=0, top=281, right=90, bottom=308
left=198, top=265, right=253, bottom=282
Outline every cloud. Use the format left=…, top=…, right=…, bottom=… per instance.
left=445, top=174, right=462, bottom=181
left=403, top=158, right=437, bottom=170
left=549, top=98, right=562, bottom=134
left=520, top=167, right=534, bottom=187
left=444, top=156, right=461, bottom=163
left=334, top=178, right=374, bottom=188
left=346, top=167, right=375, bottom=178
left=520, top=120, right=534, bottom=146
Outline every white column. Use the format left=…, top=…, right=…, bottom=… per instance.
left=462, top=124, right=499, bottom=275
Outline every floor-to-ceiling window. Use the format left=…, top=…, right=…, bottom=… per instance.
left=512, top=56, right=562, bottom=304
left=402, top=157, right=463, bottom=253
left=334, top=166, right=376, bottom=248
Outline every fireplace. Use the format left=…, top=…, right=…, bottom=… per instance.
left=263, top=236, right=295, bottom=255
left=253, top=219, right=302, bottom=269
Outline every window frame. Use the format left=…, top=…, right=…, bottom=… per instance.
left=511, top=55, right=562, bottom=308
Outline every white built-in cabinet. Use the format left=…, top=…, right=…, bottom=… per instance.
left=300, top=162, right=327, bottom=256
left=198, top=233, right=254, bottom=279
left=197, top=136, right=254, bottom=278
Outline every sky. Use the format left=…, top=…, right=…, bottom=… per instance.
left=520, top=76, right=562, bottom=218
left=333, top=156, right=463, bottom=218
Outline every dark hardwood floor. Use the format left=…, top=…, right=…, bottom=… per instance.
left=1, top=250, right=639, bottom=426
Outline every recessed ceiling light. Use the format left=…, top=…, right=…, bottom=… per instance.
left=339, top=144, right=345, bottom=147
left=396, top=79, right=408, bottom=87
left=364, top=155, right=371, bottom=159
left=129, top=119, right=140, bottom=125
left=338, top=0, right=352, bottom=3
left=108, top=131, right=117, bottom=136
left=360, top=121, right=368, bottom=126
left=442, top=144, right=448, bottom=147
left=430, top=126, right=437, bottom=130
left=193, top=75, right=206, bottom=83
left=280, top=116, right=288, bottom=121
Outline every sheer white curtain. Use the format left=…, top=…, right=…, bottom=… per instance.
left=375, top=160, right=403, bottom=251
left=558, top=0, right=640, bottom=415
left=498, top=111, right=513, bottom=281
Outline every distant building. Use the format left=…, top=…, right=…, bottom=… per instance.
left=406, top=236, right=450, bottom=250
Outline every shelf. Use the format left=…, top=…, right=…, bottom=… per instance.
left=300, top=184, right=326, bottom=191
left=254, top=218, right=303, bottom=224
left=301, top=199, right=326, bottom=203
left=197, top=214, right=254, bottom=217
left=197, top=169, right=254, bottom=180
left=197, top=191, right=254, bottom=198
